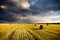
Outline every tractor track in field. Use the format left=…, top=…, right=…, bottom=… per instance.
left=45, top=31, right=60, bottom=36
left=24, top=27, right=41, bottom=40
left=7, top=27, right=18, bottom=40
left=3, top=26, right=41, bottom=40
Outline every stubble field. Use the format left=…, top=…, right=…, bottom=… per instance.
left=0, top=23, right=60, bottom=40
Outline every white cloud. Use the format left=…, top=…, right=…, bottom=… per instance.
left=26, top=11, right=60, bottom=23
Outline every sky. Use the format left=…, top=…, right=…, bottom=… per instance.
left=0, top=0, right=60, bottom=23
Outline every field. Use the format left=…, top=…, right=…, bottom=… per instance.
left=0, top=23, right=60, bottom=40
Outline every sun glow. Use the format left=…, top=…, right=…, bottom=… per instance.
left=0, top=5, right=7, bottom=9
left=20, top=2, right=30, bottom=10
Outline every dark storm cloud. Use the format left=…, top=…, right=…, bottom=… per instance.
left=0, top=0, right=33, bottom=23
left=28, top=0, right=60, bottom=23
left=29, top=0, right=60, bottom=14
left=0, top=0, right=60, bottom=23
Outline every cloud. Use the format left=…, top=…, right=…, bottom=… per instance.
left=26, top=11, right=60, bottom=23
left=0, top=0, right=60, bottom=23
